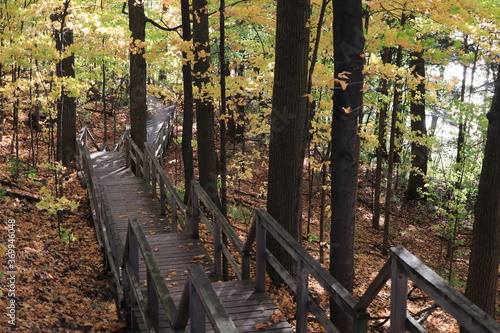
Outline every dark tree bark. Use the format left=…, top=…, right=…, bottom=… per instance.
left=219, top=0, right=227, bottom=216
left=180, top=0, right=194, bottom=203
left=128, top=0, right=147, bottom=150
left=52, top=1, right=76, bottom=166
left=330, top=0, right=365, bottom=331
left=192, top=0, right=220, bottom=206
left=266, top=0, right=310, bottom=279
left=405, top=50, right=428, bottom=200
left=463, top=65, right=500, bottom=325
left=373, top=47, right=393, bottom=229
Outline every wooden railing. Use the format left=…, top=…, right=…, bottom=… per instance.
left=142, top=144, right=186, bottom=232
left=79, top=121, right=500, bottom=333
left=76, top=141, right=124, bottom=321
left=77, top=126, right=108, bottom=152
left=150, top=108, right=175, bottom=159
left=121, top=217, right=238, bottom=333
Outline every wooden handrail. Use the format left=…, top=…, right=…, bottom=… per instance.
left=78, top=112, right=499, bottom=333
left=143, top=144, right=186, bottom=231
left=122, top=218, right=183, bottom=333
left=113, top=125, right=130, bottom=152
left=174, top=264, right=238, bottom=333
left=78, top=126, right=108, bottom=151
left=252, top=208, right=368, bottom=333
left=150, top=109, right=175, bottom=158
left=186, top=180, right=245, bottom=280
left=77, top=141, right=125, bottom=320
left=389, top=246, right=500, bottom=333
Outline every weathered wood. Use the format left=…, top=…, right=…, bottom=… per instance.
left=266, top=249, right=339, bottom=333
left=390, top=257, right=408, bottom=333
left=390, top=246, right=500, bottom=333
left=127, top=218, right=179, bottom=327
left=188, top=264, right=238, bottom=333
left=255, top=209, right=359, bottom=317
left=296, top=259, right=309, bottom=333
left=405, top=313, right=427, bottom=333
left=354, top=258, right=391, bottom=311
left=256, top=214, right=266, bottom=293
left=192, top=181, right=244, bottom=254
left=214, top=216, right=223, bottom=279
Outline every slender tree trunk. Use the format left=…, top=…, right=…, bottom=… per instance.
left=219, top=0, right=227, bottom=216
left=266, top=0, right=310, bottom=281
left=53, top=0, right=76, bottom=166
left=192, top=0, right=220, bottom=206
left=455, top=35, right=469, bottom=188
left=462, top=65, right=500, bottom=331
left=330, top=0, right=364, bottom=331
left=405, top=50, right=428, bottom=200
left=382, top=43, right=403, bottom=256
left=372, top=47, right=393, bottom=229
left=180, top=0, right=194, bottom=203
left=128, top=0, right=147, bottom=150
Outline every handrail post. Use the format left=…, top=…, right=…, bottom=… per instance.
left=171, top=197, right=177, bottom=232
left=213, top=216, right=222, bottom=279
left=150, top=152, right=157, bottom=197
left=189, top=277, right=205, bottom=332
left=242, top=220, right=256, bottom=280
left=256, top=213, right=266, bottom=293
left=159, top=176, right=166, bottom=216
left=296, top=259, right=309, bottom=333
left=390, top=253, right=407, bottom=333
left=147, top=271, right=160, bottom=332
left=125, top=136, right=131, bottom=169
left=187, top=183, right=199, bottom=238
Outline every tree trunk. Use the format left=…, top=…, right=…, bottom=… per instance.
left=192, top=0, right=220, bottom=206
left=219, top=0, right=227, bottom=216
left=266, top=0, right=310, bottom=280
left=330, top=0, right=364, bottom=331
left=180, top=0, right=194, bottom=203
left=382, top=44, right=403, bottom=256
left=128, top=0, right=147, bottom=150
left=405, top=50, right=428, bottom=200
left=372, top=47, right=393, bottom=229
left=463, top=65, right=500, bottom=327
left=53, top=1, right=76, bottom=166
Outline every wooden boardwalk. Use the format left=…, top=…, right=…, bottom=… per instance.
left=79, top=96, right=500, bottom=333
left=86, top=102, right=294, bottom=332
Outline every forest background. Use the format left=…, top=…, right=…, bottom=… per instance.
left=0, top=0, right=499, bottom=331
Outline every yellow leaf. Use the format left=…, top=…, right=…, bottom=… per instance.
left=255, top=323, right=270, bottom=329
left=302, top=93, right=314, bottom=103
left=334, top=79, right=348, bottom=90
left=338, top=71, right=352, bottom=80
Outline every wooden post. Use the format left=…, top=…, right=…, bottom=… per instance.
left=189, top=278, right=205, bottom=333
left=242, top=219, right=256, bottom=280
left=150, top=154, right=157, bottom=197
left=147, top=271, right=159, bottom=332
left=130, top=226, right=139, bottom=281
left=296, top=259, right=309, bottom=333
left=171, top=197, right=177, bottom=233
left=256, top=213, right=266, bottom=293
left=159, top=176, right=166, bottom=216
left=143, top=148, right=149, bottom=182
left=390, top=254, right=408, bottom=333
left=125, top=137, right=131, bottom=169
left=213, top=216, right=222, bottom=279
left=191, top=185, right=200, bottom=238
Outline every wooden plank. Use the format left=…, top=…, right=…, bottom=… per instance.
left=390, top=258, right=408, bottom=333
left=391, top=246, right=500, bottom=333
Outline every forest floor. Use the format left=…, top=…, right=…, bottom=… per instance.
left=0, top=105, right=498, bottom=332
